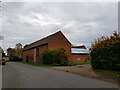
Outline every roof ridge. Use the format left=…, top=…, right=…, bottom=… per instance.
left=24, top=31, right=62, bottom=50
left=29, top=31, right=61, bottom=45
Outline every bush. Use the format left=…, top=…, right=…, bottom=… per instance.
left=11, top=56, right=22, bottom=62
left=42, top=48, right=68, bottom=66
left=91, top=31, right=120, bottom=70
left=68, top=60, right=90, bottom=66
left=68, top=61, right=78, bottom=66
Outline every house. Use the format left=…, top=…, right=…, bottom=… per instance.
left=22, top=31, right=71, bottom=64
left=68, top=45, right=90, bottom=62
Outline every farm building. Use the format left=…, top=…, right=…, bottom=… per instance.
left=22, top=31, right=71, bottom=64
left=68, top=45, right=90, bottom=62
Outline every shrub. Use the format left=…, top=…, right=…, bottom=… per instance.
left=11, top=56, right=22, bottom=62
left=68, top=61, right=78, bottom=66
left=91, top=31, right=120, bottom=70
left=42, top=48, right=68, bottom=66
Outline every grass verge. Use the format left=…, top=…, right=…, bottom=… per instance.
left=94, top=69, right=120, bottom=78
left=22, top=62, right=51, bottom=66
left=68, top=60, right=90, bottom=66
left=22, top=62, right=65, bottom=67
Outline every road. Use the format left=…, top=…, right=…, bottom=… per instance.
left=0, top=66, right=2, bottom=89
left=2, top=62, right=118, bottom=88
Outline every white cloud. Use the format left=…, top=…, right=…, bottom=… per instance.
left=2, top=2, right=118, bottom=51
left=3, top=0, right=119, bottom=2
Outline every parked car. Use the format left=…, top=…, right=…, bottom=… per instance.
left=2, top=58, right=6, bottom=65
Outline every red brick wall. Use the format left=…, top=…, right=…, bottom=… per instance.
left=23, top=45, right=48, bottom=64
left=38, top=45, right=48, bottom=64
left=22, top=32, right=71, bottom=64
left=48, top=32, right=71, bottom=56
left=22, top=49, right=35, bottom=63
left=68, top=54, right=90, bottom=62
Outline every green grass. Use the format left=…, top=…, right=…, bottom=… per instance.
left=23, top=61, right=90, bottom=67
left=22, top=62, right=51, bottom=67
left=78, top=61, right=90, bottom=65
left=22, top=62, right=63, bottom=67
left=9, top=61, right=22, bottom=62
left=68, top=60, right=90, bottom=66
left=94, top=69, right=120, bottom=77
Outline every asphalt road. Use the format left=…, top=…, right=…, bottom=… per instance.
left=2, top=62, right=118, bottom=88
left=0, top=66, right=2, bottom=89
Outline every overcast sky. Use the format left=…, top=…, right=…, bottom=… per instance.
left=1, top=2, right=118, bottom=51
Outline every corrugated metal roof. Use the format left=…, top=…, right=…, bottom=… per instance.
left=71, top=48, right=90, bottom=54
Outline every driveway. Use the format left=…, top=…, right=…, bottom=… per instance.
left=2, top=62, right=119, bottom=88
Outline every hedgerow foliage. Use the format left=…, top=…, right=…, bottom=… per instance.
left=42, top=48, right=68, bottom=66
left=91, top=31, right=120, bottom=70
left=12, top=56, right=22, bottom=62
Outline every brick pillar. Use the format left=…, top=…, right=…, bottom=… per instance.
left=33, top=48, right=36, bottom=63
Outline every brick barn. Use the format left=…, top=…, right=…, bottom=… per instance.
left=68, top=45, right=90, bottom=62
left=22, top=31, right=71, bottom=64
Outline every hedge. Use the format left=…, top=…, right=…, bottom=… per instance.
left=42, top=48, right=68, bottom=66
left=91, top=31, right=120, bottom=70
left=11, top=56, right=22, bottom=62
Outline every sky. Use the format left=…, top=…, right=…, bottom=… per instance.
left=1, top=1, right=118, bottom=52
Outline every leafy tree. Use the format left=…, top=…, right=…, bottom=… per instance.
left=7, top=48, right=15, bottom=61
left=0, top=47, right=5, bottom=58
left=0, top=47, right=4, bottom=53
left=12, top=56, right=22, bottom=62
left=7, top=43, right=23, bottom=61
left=91, top=31, right=120, bottom=70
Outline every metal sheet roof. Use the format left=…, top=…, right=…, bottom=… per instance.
left=71, top=48, right=90, bottom=54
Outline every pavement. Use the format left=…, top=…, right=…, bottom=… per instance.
left=2, top=62, right=119, bottom=88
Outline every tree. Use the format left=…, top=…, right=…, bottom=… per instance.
left=0, top=47, right=5, bottom=58
left=7, top=43, right=23, bottom=61
left=91, top=31, right=120, bottom=70
left=7, top=48, right=15, bottom=60
left=0, top=47, right=4, bottom=53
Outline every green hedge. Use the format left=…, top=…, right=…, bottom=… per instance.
left=91, top=31, right=120, bottom=70
left=42, top=48, right=68, bottom=66
left=11, top=56, right=22, bottom=62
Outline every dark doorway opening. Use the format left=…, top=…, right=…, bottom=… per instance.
left=26, top=56, right=28, bottom=62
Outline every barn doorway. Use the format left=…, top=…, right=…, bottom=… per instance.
left=26, top=56, right=28, bottom=62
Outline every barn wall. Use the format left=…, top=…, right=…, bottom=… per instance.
left=22, top=49, right=35, bottom=63
left=38, top=45, right=48, bottom=64
left=48, top=32, right=71, bottom=56
left=68, top=54, right=90, bottom=62
left=23, top=45, right=48, bottom=64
